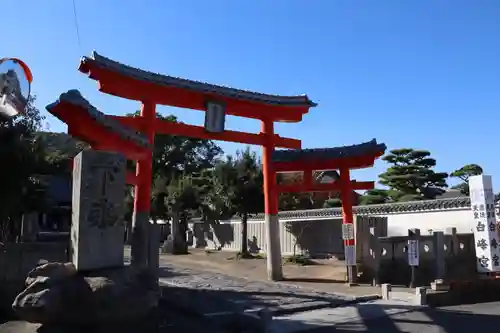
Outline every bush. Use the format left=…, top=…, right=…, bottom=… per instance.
left=284, top=254, right=316, bottom=266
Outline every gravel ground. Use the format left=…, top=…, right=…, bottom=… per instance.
left=157, top=263, right=366, bottom=314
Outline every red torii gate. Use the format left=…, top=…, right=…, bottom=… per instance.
left=271, top=139, right=386, bottom=283
left=47, top=51, right=316, bottom=281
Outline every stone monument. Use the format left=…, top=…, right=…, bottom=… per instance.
left=10, top=149, right=160, bottom=328
left=71, top=149, right=126, bottom=270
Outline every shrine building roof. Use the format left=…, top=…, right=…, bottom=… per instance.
left=46, top=90, right=151, bottom=149
left=79, top=51, right=317, bottom=108
left=271, top=139, right=387, bottom=163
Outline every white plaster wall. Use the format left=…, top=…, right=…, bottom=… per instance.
left=190, top=218, right=344, bottom=256
left=189, top=206, right=476, bottom=256
left=382, top=208, right=473, bottom=236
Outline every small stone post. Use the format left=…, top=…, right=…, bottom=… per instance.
left=20, top=212, right=39, bottom=242
left=381, top=283, right=392, bottom=300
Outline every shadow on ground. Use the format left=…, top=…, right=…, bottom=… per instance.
left=278, top=303, right=500, bottom=333
left=159, top=276, right=361, bottom=316
left=4, top=262, right=499, bottom=333
left=158, top=266, right=189, bottom=278
left=3, top=268, right=500, bottom=333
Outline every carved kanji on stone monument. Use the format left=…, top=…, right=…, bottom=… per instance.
left=72, top=149, right=126, bottom=271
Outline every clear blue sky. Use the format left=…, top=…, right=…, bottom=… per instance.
left=3, top=0, right=500, bottom=189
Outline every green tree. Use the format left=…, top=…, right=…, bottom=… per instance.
left=128, top=111, right=223, bottom=183
left=450, top=164, right=483, bottom=195
left=1, top=95, right=44, bottom=132
left=379, top=148, right=448, bottom=202
left=214, top=147, right=264, bottom=256
left=35, top=132, right=88, bottom=174
left=162, top=174, right=196, bottom=254
left=0, top=95, right=48, bottom=241
left=163, top=172, right=222, bottom=254
left=359, top=188, right=390, bottom=205
left=125, top=111, right=223, bottom=245
left=277, top=171, right=330, bottom=211
left=323, top=198, right=342, bottom=208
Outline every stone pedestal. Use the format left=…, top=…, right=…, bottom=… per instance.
left=265, top=214, right=283, bottom=281
left=12, top=262, right=160, bottom=326
left=71, top=150, right=126, bottom=271
left=345, top=265, right=358, bottom=287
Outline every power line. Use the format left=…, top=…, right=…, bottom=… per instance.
left=72, top=0, right=82, bottom=48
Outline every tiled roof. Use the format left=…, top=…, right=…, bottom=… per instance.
left=436, top=189, right=467, bottom=199
left=79, top=51, right=317, bottom=108
left=271, top=139, right=387, bottom=163
left=46, top=90, right=151, bottom=149
left=240, top=197, right=471, bottom=221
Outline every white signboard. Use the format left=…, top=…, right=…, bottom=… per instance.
left=469, top=175, right=500, bottom=273
left=342, top=223, right=354, bottom=240
left=407, top=240, right=419, bottom=266
left=344, top=245, right=356, bottom=266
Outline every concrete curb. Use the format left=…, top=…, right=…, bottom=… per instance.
left=381, top=284, right=429, bottom=306
left=379, top=282, right=500, bottom=308
left=269, top=300, right=429, bottom=333
left=269, top=295, right=379, bottom=316
left=345, top=294, right=382, bottom=304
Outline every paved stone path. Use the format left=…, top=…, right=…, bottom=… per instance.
left=277, top=301, right=500, bottom=332
left=157, top=262, right=378, bottom=316
left=269, top=299, right=422, bottom=332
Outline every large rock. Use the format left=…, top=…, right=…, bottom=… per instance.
left=0, top=321, right=41, bottom=333
left=12, top=262, right=160, bottom=325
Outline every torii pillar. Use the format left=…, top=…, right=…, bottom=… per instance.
left=132, top=101, right=157, bottom=272
left=261, top=119, right=281, bottom=280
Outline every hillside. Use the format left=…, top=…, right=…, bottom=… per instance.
left=35, top=131, right=88, bottom=159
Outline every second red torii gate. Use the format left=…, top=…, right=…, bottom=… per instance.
left=271, top=139, right=386, bottom=283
